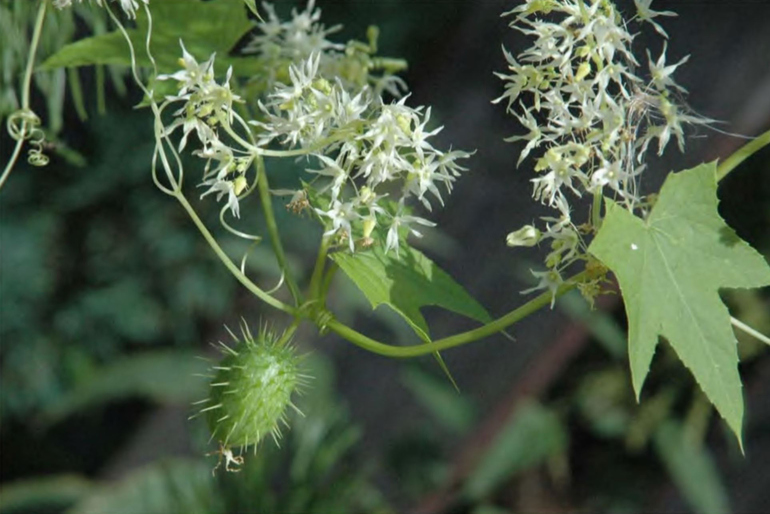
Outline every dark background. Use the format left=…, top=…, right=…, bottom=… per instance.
left=1, top=1, right=769, bottom=512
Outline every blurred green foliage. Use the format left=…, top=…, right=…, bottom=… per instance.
left=0, top=107, right=237, bottom=423
left=0, top=355, right=390, bottom=514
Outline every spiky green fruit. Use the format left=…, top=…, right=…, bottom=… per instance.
left=197, top=325, right=303, bottom=450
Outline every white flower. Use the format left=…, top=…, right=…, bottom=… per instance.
left=200, top=177, right=241, bottom=218
left=647, top=43, right=689, bottom=93
left=410, top=107, right=442, bottom=161
left=385, top=209, right=436, bottom=256
left=250, top=19, right=470, bottom=255
left=117, top=0, right=146, bottom=19
left=504, top=106, right=545, bottom=166
left=307, top=154, right=349, bottom=201
left=591, top=158, right=634, bottom=197
left=317, top=200, right=358, bottom=251
left=521, top=269, right=563, bottom=308
left=634, top=0, right=677, bottom=38
left=496, top=0, right=708, bottom=274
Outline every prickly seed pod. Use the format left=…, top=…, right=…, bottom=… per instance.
left=193, top=323, right=306, bottom=456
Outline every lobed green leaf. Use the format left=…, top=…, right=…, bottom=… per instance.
left=588, top=162, right=770, bottom=445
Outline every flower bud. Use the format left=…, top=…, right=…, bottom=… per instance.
left=506, top=225, right=542, bottom=247
left=363, top=217, right=376, bottom=239
left=233, top=175, right=248, bottom=196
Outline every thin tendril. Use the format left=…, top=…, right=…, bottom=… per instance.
left=0, top=1, right=48, bottom=193
left=219, top=204, right=263, bottom=242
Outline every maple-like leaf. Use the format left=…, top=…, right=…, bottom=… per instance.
left=588, top=162, right=770, bottom=443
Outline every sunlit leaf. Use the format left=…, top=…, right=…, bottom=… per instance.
left=331, top=244, right=491, bottom=342
left=589, top=162, right=770, bottom=444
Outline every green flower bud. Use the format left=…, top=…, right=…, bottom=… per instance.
left=396, top=113, right=412, bottom=135
left=233, top=175, right=248, bottom=196
left=575, top=61, right=591, bottom=82
left=506, top=224, right=542, bottom=247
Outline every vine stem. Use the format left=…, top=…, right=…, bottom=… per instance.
left=716, top=127, right=770, bottom=182
left=174, top=191, right=297, bottom=316
left=0, top=0, right=47, bottom=192
left=255, top=156, right=303, bottom=306
left=731, top=317, right=770, bottom=346
left=308, top=235, right=331, bottom=301
left=326, top=271, right=589, bottom=357
left=322, top=125, right=768, bottom=355
left=276, top=317, right=302, bottom=346
left=226, top=92, right=305, bottom=307
left=107, top=2, right=301, bottom=323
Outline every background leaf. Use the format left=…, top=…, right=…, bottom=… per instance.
left=0, top=475, right=92, bottom=514
left=588, top=162, right=770, bottom=443
left=43, top=351, right=208, bottom=424
left=401, top=366, right=477, bottom=433
left=41, top=0, right=259, bottom=76
left=653, top=420, right=730, bottom=514
left=463, top=401, right=567, bottom=501
left=69, top=459, right=219, bottom=514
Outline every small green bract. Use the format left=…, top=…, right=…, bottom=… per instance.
left=196, top=324, right=304, bottom=455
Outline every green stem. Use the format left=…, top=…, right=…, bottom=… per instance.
left=174, top=191, right=297, bottom=316
left=320, top=261, right=338, bottom=300
left=256, top=156, right=303, bottom=305
left=0, top=138, right=26, bottom=192
left=731, top=316, right=770, bottom=346
left=21, top=2, right=45, bottom=112
left=716, top=128, right=770, bottom=182
left=0, top=0, right=47, bottom=192
left=326, top=270, right=588, bottom=357
left=276, top=317, right=302, bottom=346
left=308, top=235, right=332, bottom=301
left=229, top=93, right=303, bottom=307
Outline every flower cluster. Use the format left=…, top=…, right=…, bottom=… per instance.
left=496, top=0, right=709, bottom=289
left=53, top=0, right=148, bottom=19
left=158, top=43, right=250, bottom=217
left=256, top=54, right=470, bottom=253
left=244, top=1, right=406, bottom=97
left=156, top=2, right=470, bottom=256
